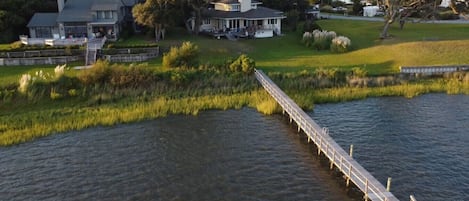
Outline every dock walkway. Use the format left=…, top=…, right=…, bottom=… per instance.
left=255, top=69, right=400, bottom=201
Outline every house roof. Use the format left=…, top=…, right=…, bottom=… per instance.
left=57, top=0, right=124, bottom=22
left=203, top=6, right=285, bottom=19
left=27, top=13, right=58, bottom=27
left=57, top=0, right=94, bottom=22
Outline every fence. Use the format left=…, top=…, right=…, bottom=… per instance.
left=0, top=56, right=81, bottom=66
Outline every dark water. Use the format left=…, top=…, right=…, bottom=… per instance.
left=0, top=108, right=353, bottom=201
left=310, top=94, right=469, bottom=201
left=1, top=94, right=468, bottom=201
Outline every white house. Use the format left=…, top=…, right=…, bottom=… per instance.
left=191, top=0, right=286, bottom=38
left=26, top=0, right=142, bottom=41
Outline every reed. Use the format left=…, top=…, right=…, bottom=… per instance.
left=0, top=89, right=278, bottom=146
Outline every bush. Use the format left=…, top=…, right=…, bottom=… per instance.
left=302, top=32, right=314, bottom=47
left=78, top=60, right=112, bottom=85
left=162, top=41, right=199, bottom=69
left=320, top=5, right=333, bottom=13
left=438, top=10, right=459, bottom=20
left=312, top=29, right=336, bottom=50
left=10, top=41, right=24, bottom=50
left=330, top=36, right=352, bottom=53
left=229, top=54, right=255, bottom=74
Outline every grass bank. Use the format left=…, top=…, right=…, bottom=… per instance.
left=1, top=19, right=469, bottom=146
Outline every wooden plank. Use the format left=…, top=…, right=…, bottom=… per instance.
left=255, top=69, right=400, bottom=201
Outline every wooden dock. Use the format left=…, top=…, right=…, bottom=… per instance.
left=255, top=69, right=400, bottom=201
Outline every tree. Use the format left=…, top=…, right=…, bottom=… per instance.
left=186, top=0, right=212, bottom=35
left=0, top=0, right=57, bottom=43
left=379, top=0, right=469, bottom=39
left=132, top=0, right=176, bottom=41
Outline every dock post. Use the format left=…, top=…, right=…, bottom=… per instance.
left=346, top=164, right=352, bottom=187
left=349, top=144, right=354, bottom=158
left=330, top=151, right=335, bottom=170
left=364, top=179, right=369, bottom=201
left=317, top=138, right=322, bottom=156
left=410, top=195, right=417, bottom=201
left=386, top=177, right=392, bottom=192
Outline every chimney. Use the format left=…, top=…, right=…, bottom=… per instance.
left=238, top=0, right=251, bottom=12
left=57, top=0, right=65, bottom=12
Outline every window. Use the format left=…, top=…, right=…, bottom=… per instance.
left=269, top=19, right=277, bottom=24
left=35, top=27, right=52, bottom=38
left=203, top=19, right=210, bottom=25
left=232, top=5, right=240, bottom=11
left=105, top=11, right=113, bottom=19
left=97, top=11, right=113, bottom=19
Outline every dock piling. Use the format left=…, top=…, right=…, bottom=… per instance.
left=387, top=177, right=392, bottom=192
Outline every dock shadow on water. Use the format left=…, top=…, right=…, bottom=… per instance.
left=310, top=94, right=469, bottom=201
left=1, top=108, right=355, bottom=201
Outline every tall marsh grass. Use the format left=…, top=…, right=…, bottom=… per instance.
left=0, top=90, right=277, bottom=146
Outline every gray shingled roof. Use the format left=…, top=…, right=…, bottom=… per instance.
left=27, top=13, right=58, bottom=27
left=57, top=0, right=94, bottom=22
left=203, top=6, right=285, bottom=19
left=57, top=0, right=124, bottom=22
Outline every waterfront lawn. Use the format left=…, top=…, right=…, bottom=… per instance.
left=0, top=62, right=83, bottom=87
left=121, top=20, right=469, bottom=75
left=3, top=19, right=469, bottom=85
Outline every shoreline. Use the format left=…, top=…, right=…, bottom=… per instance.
left=1, top=78, right=468, bottom=147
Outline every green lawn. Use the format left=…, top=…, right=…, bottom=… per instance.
left=2, top=19, right=469, bottom=86
left=141, top=20, right=469, bottom=74
left=0, top=43, right=11, bottom=51
left=0, top=61, right=84, bottom=87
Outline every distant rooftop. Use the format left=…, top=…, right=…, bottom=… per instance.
left=27, top=13, right=58, bottom=27
left=203, top=6, right=284, bottom=19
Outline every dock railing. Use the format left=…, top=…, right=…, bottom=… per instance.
left=255, top=69, right=401, bottom=201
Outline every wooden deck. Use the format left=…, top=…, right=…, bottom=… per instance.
left=255, top=69, right=400, bottom=201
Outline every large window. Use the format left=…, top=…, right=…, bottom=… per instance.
left=269, top=19, right=277, bottom=24
left=35, top=27, right=52, bottom=38
left=64, top=24, right=87, bottom=38
left=97, top=11, right=113, bottom=19
left=232, top=5, right=240, bottom=11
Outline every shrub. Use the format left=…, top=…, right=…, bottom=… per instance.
left=438, top=10, right=459, bottom=20
left=68, top=89, right=78, bottom=97
left=50, top=89, right=62, bottom=100
left=302, top=32, right=314, bottom=47
left=229, top=54, right=255, bottom=74
left=330, top=36, right=352, bottom=53
left=10, top=41, right=24, bottom=50
left=18, top=74, right=32, bottom=94
left=54, top=64, right=66, bottom=78
left=312, top=29, right=336, bottom=50
left=350, top=67, right=368, bottom=78
left=162, top=41, right=199, bottom=69
left=78, top=60, right=112, bottom=85
left=320, top=5, right=333, bottom=13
